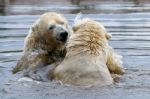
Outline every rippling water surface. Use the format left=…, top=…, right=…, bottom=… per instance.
left=0, top=0, right=150, bottom=99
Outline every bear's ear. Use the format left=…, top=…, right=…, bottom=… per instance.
left=72, top=26, right=78, bottom=32
left=72, top=24, right=84, bottom=32
left=31, top=19, right=39, bottom=33
left=31, top=25, right=36, bottom=32
left=105, top=33, right=112, bottom=40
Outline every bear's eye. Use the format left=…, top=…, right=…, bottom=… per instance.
left=49, top=25, right=55, bottom=30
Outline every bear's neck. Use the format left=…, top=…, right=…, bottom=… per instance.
left=66, top=31, right=107, bottom=57
left=32, top=33, right=64, bottom=51
left=47, top=48, right=66, bottom=63
left=24, top=31, right=66, bottom=64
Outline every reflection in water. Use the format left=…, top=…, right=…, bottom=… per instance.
left=0, top=0, right=5, bottom=15
left=0, top=0, right=149, bottom=15
left=0, top=0, right=10, bottom=15
left=70, top=0, right=81, bottom=13
left=132, top=0, right=140, bottom=4
left=71, top=0, right=80, bottom=5
left=70, top=0, right=96, bottom=14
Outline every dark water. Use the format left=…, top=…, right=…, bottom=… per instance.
left=0, top=0, right=150, bottom=99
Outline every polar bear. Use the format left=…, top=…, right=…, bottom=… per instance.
left=53, top=18, right=124, bottom=87
left=12, top=12, right=72, bottom=80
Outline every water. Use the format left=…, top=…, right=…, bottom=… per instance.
left=0, top=0, right=150, bottom=99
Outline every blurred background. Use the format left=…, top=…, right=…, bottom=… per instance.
left=0, top=0, right=150, bottom=99
left=1, top=0, right=150, bottom=15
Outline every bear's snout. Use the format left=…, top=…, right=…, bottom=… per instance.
left=59, top=31, right=68, bottom=42
left=57, top=31, right=68, bottom=42
left=51, top=25, right=69, bottom=42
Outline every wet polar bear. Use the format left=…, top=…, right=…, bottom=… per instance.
left=12, top=12, right=72, bottom=80
left=53, top=18, right=124, bottom=86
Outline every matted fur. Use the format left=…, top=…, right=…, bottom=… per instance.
left=53, top=18, right=117, bottom=86
left=12, top=12, right=72, bottom=78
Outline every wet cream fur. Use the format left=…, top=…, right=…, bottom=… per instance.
left=12, top=12, right=72, bottom=76
left=53, top=18, right=124, bottom=86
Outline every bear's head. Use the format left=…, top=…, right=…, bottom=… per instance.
left=72, top=18, right=111, bottom=41
left=31, top=12, right=72, bottom=44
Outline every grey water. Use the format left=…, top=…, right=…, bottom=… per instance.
left=0, top=0, right=150, bottom=99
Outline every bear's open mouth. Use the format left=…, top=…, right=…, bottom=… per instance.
left=57, top=36, right=67, bottom=42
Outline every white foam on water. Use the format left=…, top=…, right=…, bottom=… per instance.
left=18, top=77, right=41, bottom=84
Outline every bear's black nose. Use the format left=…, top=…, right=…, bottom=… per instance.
left=59, top=31, right=68, bottom=42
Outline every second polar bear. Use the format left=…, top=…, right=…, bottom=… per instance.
left=53, top=18, right=124, bottom=86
